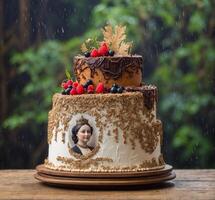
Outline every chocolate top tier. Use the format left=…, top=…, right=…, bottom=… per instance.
left=73, top=55, right=143, bottom=87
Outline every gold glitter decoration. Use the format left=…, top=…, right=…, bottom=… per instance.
left=140, top=121, right=160, bottom=153
left=62, top=132, right=65, bottom=143
left=44, top=158, right=48, bottom=164
left=44, top=159, right=55, bottom=168
left=45, top=156, right=164, bottom=172
left=67, top=143, right=100, bottom=160
left=156, top=120, right=163, bottom=145
left=99, top=158, right=163, bottom=171
left=47, top=87, right=162, bottom=155
left=113, top=128, right=119, bottom=143
left=47, top=111, right=55, bottom=144
left=158, top=154, right=165, bottom=165
left=139, top=158, right=157, bottom=168
left=57, top=156, right=113, bottom=170
left=54, top=132, right=57, bottom=142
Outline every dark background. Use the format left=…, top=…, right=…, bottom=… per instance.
left=0, top=0, right=214, bottom=169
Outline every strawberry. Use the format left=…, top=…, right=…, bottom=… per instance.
left=70, top=88, right=77, bottom=95
left=98, top=43, right=109, bottom=56
left=96, top=83, right=104, bottom=93
left=91, top=49, right=99, bottom=57
left=76, top=84, right=84, bottom=94
left=87, top=84, right=94, bottom=93
left=72, top=81, right=79, bottom=88
left=67, top=79, right=73, bottom=86
left=62, top=82, right=68, bottom=89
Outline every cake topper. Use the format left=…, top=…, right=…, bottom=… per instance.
left=81, top=24, right=133, bottom=56
left=102, top=24, right=133, bottom=55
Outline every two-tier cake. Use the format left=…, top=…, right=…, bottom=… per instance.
left=35, top=25, right=175, bottom=187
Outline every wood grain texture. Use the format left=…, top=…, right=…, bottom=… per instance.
left=0, top=170, right=214, bottom=200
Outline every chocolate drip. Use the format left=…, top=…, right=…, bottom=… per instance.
left=74, top=56, right=143, bottom=81
left=125, top=85, right=158, bottom=110
left=142, top=90, right=156, bottom=110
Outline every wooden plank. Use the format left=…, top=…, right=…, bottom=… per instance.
left=0, top=170, right=214, bottom=200
left=175, top=169, right=215, bottom=181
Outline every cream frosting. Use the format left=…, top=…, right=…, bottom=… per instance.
left=46, top=89, right=165, bottom=172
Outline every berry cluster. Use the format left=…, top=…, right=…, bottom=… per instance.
left=110, top=84, right=124, bottom=94
left=61, top=80, right=125, bottom=95
left=61, top=80, right=83, bottom=95
left=84, top=42, right=115, bottom=58
left=61, top=79, right=105, bottom=95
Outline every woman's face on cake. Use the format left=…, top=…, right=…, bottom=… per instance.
left=77, top=124, right=92, bottom=144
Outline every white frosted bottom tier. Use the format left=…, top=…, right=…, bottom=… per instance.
left=46, top=125, right=164, bottom=172
left=46, top=90, right=165, bottom=172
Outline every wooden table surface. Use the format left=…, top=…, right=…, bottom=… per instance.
left=0, top=170, right=214, bottom=200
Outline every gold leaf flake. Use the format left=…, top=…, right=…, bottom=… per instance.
left=102, top=25, right=113, bottom=47
left=102, top=24, right=132, bottom=55
left=118, top=42, right=130, bottom=56
left=81, top=43, right=88, bottom=53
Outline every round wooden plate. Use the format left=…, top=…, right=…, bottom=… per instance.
left=35, top=171, right=175, bottom=187
left=36, top=164, right=172, bottom=178
left=35, top=164, right=176, bottom=187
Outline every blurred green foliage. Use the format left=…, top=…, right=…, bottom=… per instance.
left=3, top=0, right=215, bottom=168
left=4, top=39, right=80, bottom=130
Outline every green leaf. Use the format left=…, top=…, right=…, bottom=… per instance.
left=65, top=69, right=71, bottom=80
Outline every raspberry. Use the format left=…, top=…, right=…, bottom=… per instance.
left=72, top=82, right=79, bottom=88
left=67, top=80, right=73, bottom=86
left=87, top=84, right=94, bottom=93
left=101, top=42, right=108, bottom=48
left=76, top=84, right=84, bottom=94
left=96, top=83, right=104, bottom=93
left=98, top=43, right=109, bottom=56
left=62, top=82, right=68, bottom=89
left=70, top=88, right=77, bottom=95
left=90, top=49, right=99, bottom=57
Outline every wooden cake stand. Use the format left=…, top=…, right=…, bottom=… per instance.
left=35, top=164, right=175, bottom=188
